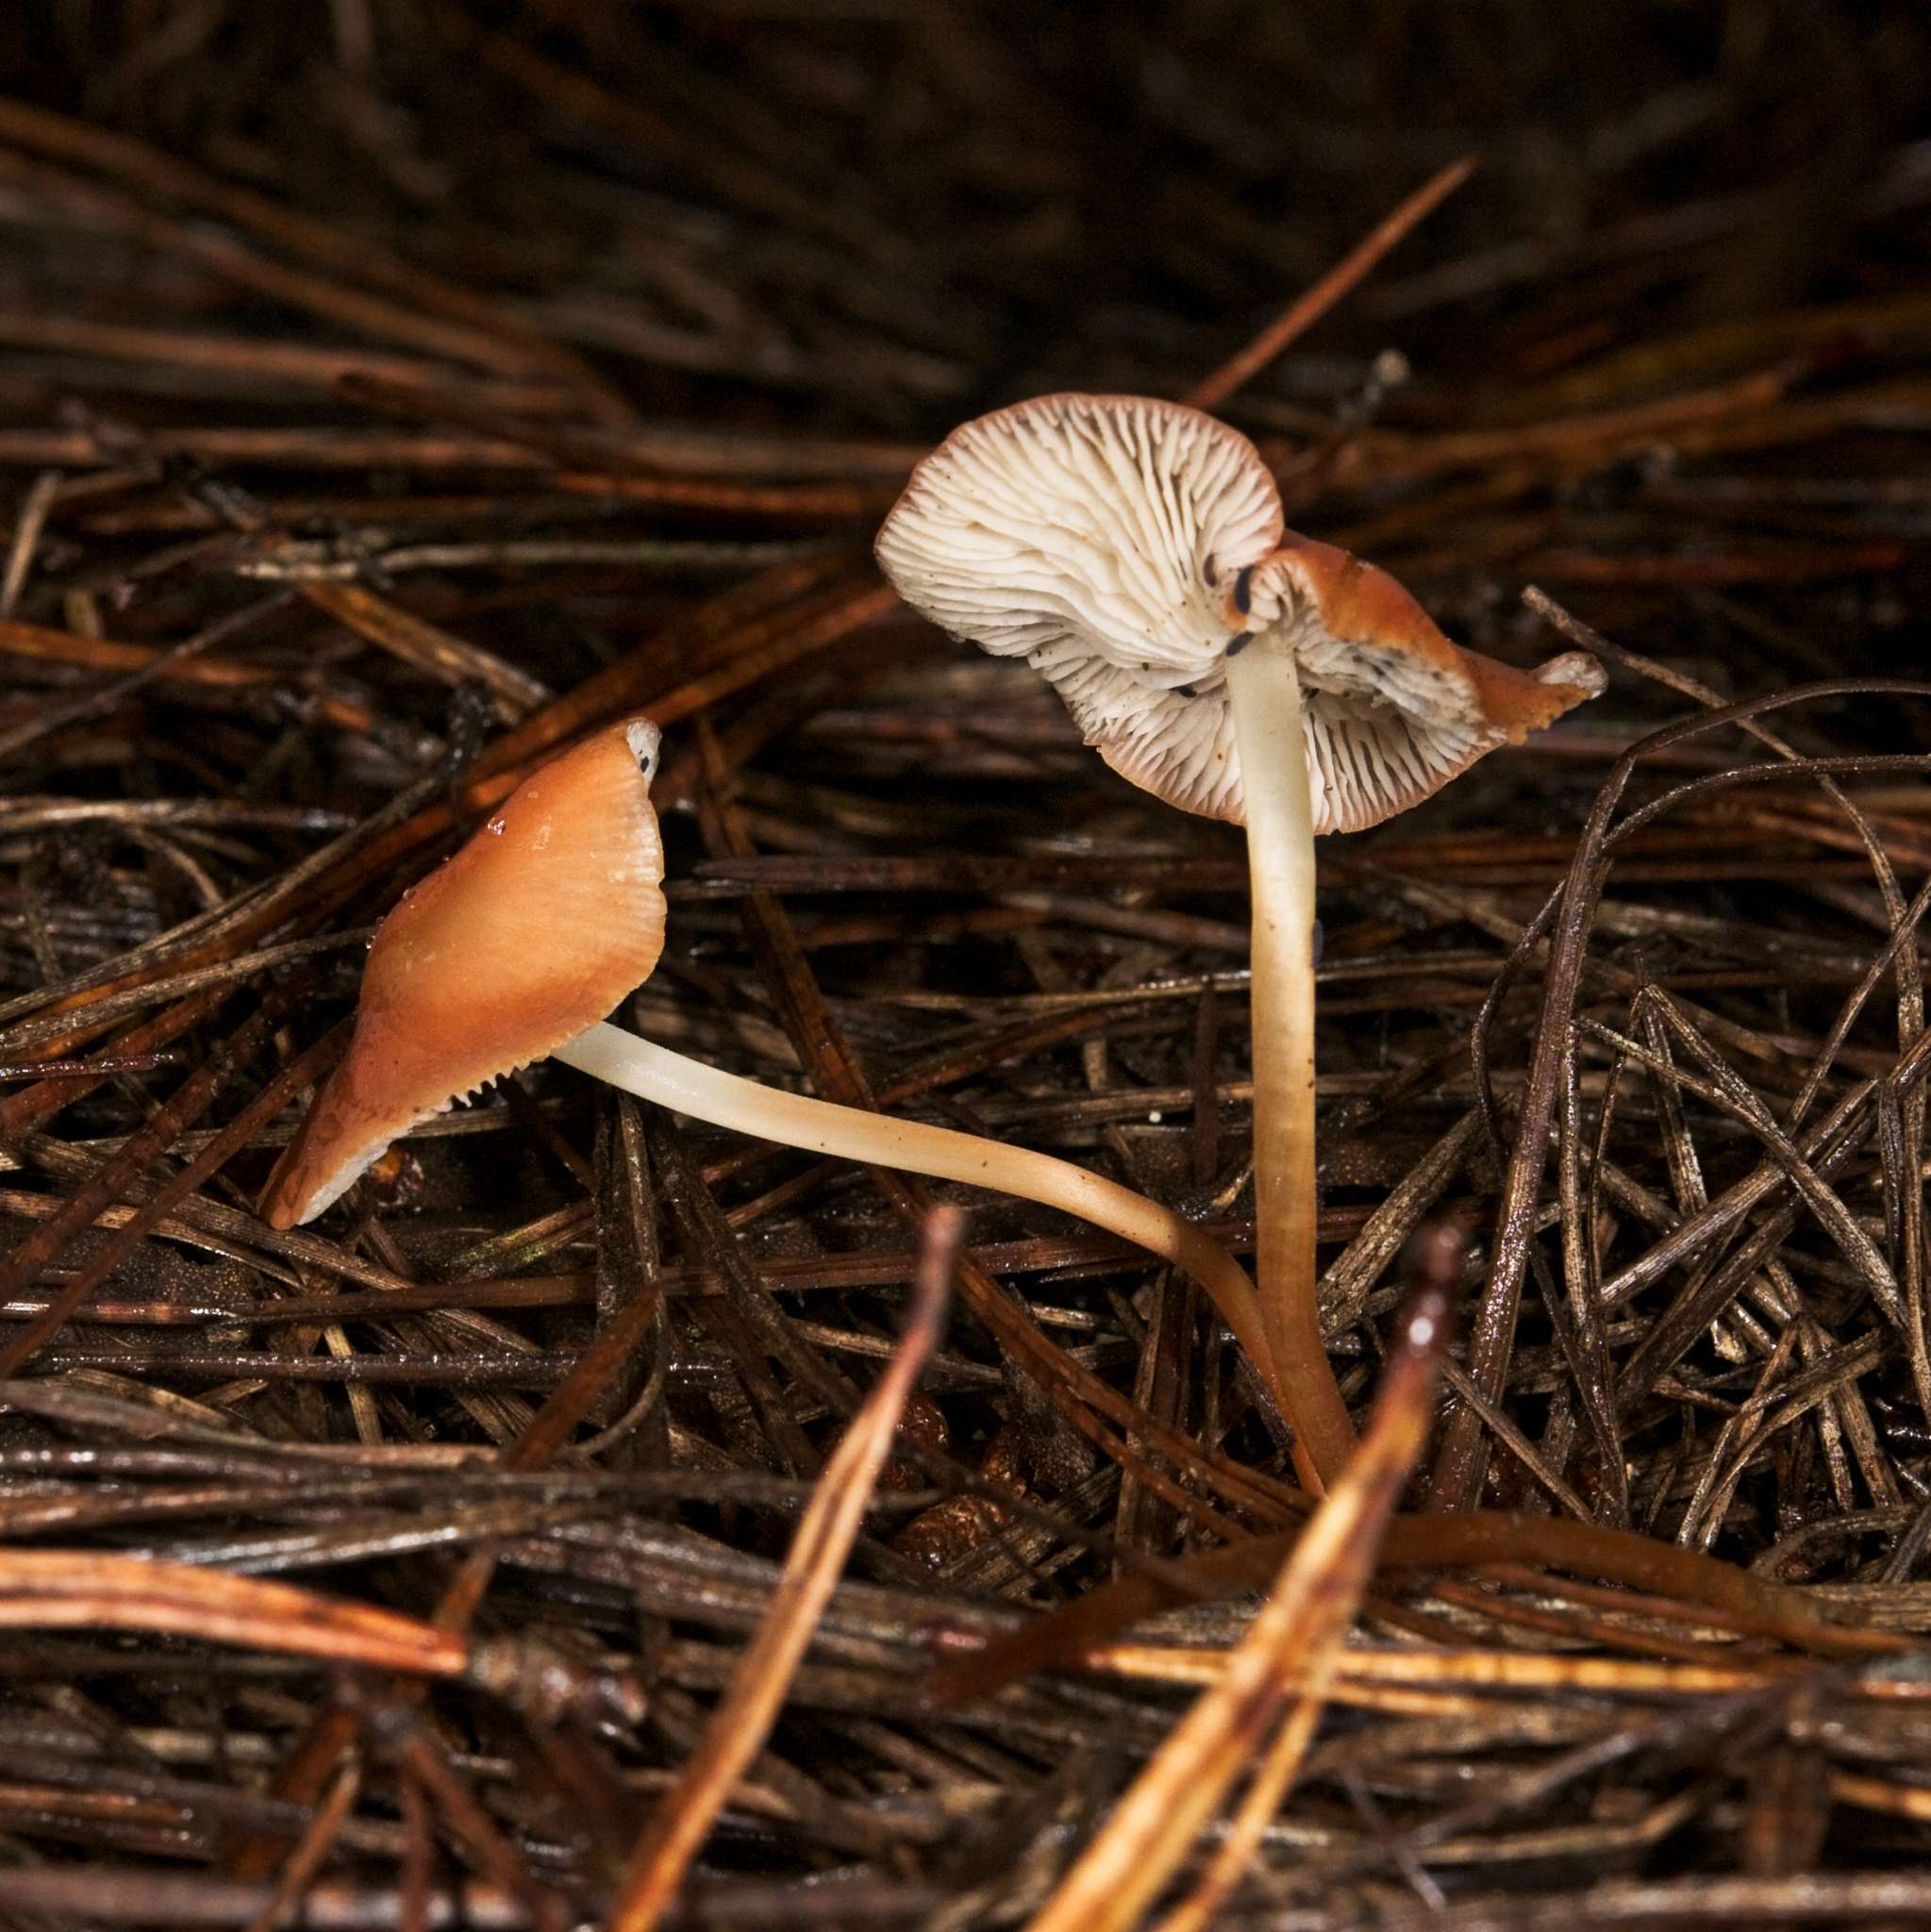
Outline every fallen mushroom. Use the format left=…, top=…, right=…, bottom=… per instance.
left=874, top=392, right=1604, bottom=1485
left=259, top=717, right=1279, bottom=1402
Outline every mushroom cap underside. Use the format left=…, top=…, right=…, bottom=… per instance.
left=875, top=391, right=1283, bottom=683
left=259, top=717, right=668, bottom=1229
left=1095, top=532, right=1606, bottom=829
left=875, top=393, right=1604, bottom=832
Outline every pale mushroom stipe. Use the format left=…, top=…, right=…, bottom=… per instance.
left=874, top=392, right=1605, bottom=1488
left=259, top=716, right=1279, bottom=1396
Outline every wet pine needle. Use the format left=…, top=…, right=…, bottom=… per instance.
left=2, top=6, right=1931, bottom=1927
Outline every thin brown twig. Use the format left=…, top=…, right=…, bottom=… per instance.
left=1182, top=156, right=1476, bottom=413
left=607, top=1204, right=958, bottom=1930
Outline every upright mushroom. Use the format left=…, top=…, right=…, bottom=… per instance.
left=875, top=393, right=1604, bottom=1486
left=260, top=716, right=1279, bottom=1409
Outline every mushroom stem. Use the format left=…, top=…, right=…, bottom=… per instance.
left=1223, top=637, right=1357, bottom=1488
left=553, top=1020, right=1282, bottom=1410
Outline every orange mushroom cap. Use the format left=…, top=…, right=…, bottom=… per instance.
left=259, top=717, right=666, bottom=1229
left=1207, top=532, right=1603, bottom=833
left=876, top=392, right=1604, bottom=832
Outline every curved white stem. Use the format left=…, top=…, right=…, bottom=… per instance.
left=1224, top=638, right=1356, bottom=1487
left=553, top=1020, right=1279, bottom=1403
